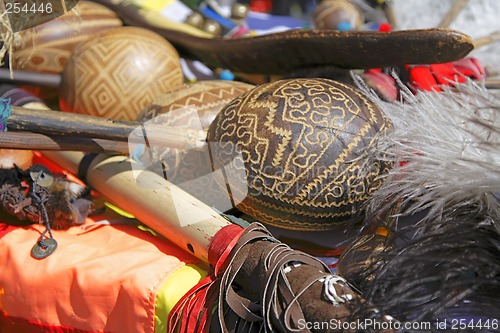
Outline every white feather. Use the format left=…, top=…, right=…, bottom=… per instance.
left=356, top=77, right=500, bottom=220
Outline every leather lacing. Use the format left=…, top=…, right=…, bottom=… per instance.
left=169, top=222, right=362, bottom=333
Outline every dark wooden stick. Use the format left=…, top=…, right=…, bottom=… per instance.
left=6, top=106, right=207, bottom=149
left=0, top=68, right=61, bottom=87
left=0, top=131, right=130, bottom=154
left=7, top=106, right=138, bottom=139
left=6, top=106, right=140, bottom=141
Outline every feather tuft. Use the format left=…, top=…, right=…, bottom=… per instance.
left=361, top=207, right=500, bottom=328
left=356, top=77, right=500, bottom=221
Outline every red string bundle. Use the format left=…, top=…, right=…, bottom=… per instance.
left=168, top=223, right=245, bottom=333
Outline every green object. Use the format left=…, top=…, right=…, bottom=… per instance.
left=31, top=238, right=58, bottom=259
left=179, top=0, right=203, bottom=10
left=0, top=98, right=12, bottom=132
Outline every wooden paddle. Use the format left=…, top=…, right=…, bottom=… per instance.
left=91, top=0, right=474, bottom=74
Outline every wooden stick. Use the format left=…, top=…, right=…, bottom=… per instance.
left=0, top=131, right=130, bottom=154
left=437, top=0, right=469, bottom=28
left=474, top=31, right=500, bottom=48
left=484, top=79, right=500, bottom=90
left=0, top=68, right=61, bottom=87
left=6, top=106, right=207, bottom=149
left=381, top=1, right=398, bottom=29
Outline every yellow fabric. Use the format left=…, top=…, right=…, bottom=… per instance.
left=104, top=201, right=136, bottom=218
left=154, top=264, right=208, bottom=333
left=0, top=222, right=203, bottom=333
left=134, top=0, right=174, bottom=11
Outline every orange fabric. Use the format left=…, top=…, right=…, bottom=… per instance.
left=0, top=222, right=202, bottom=333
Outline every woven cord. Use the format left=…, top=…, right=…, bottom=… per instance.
left=29, top=172, right=54, bottom=248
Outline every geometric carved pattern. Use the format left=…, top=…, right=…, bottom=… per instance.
left=137, top=80, right=254, bottom=203
left=13, top=1, right=123, bottom=74
left=139, top=80, right=254, bottom=128
left=207, top=78, right=392, bottom=231
left=59, top=26, right=183, bottom=121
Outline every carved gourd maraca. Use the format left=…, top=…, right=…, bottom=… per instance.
left=11, top=1, right=123, bottom=98
left=137, top=80, right=254, bottom=173
left=138, top=80, right=254, bottom=132
left=207, top=78, right=392, bottom=231
left=60, top=27, right=184, bottom=121
left=12, top=1, right=123, bottom=74
left=312, top=0, right=364, bottom=31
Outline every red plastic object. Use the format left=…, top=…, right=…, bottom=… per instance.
left=249, top=0, right=272, bottom=13
left=408, top=65, right=442, bottom=92
left=408, top=57, right=486, bottom=92
left=378, top=22, right=392, bottom=32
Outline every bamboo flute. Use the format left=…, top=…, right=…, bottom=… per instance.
left=42, top=150, right=231, bottom=263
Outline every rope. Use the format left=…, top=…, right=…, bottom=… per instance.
left=29, top=172, right=55, bottom=249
